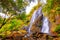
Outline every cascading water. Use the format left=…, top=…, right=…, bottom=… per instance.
left=28, top=10, right=37, bottom=33
left=28, top=7, right=50, bottom=34
left=25, top=0, right=50, bottom=36
left=28, top=7, right=42, bottom=34
left=41, top=17, right=50, bottom=34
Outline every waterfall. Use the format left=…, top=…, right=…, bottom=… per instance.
left=27, top=7, right=50, bottom=36
left=41, top=17, right=49, bottom=34
left=28, top=6, right=50, bottom=34
left=28, top=7, right=43, bottom=34
left=25, top=0, right=50, bottom=37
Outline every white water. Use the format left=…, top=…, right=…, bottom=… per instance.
left=41, top=17, right=49, bottom=34
left=28, top=10, right=37, bottom=33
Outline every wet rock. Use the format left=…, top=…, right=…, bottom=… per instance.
left=30, top=26, right=41, bottom=33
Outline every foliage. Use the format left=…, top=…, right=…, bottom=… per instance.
left=42, top=0, right=60, bottom=14
left=42, top=0, right=53, bottom=13
left=0, top=0, right=27, bottom=12
left=20, top=12, right=26, bottom=20
left=0, top=0, right=28, bottom=28
left=55, top=25, right=60, bottom=34
left=16, top=0, right=23, bottom=9
left=0, top=17, right=3, bottom=24
left=16, top=12, right=26, bottom=20
left=0, top=19, right=22, bottom=33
